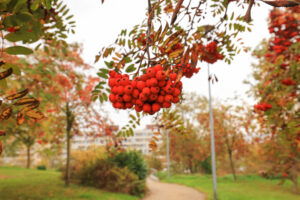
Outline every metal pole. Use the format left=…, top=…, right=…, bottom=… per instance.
left=166, top=130, right=170, bottom=180
left=207, top=64, right=218, bottom=200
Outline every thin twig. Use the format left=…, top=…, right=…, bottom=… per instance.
left=0, top=30, right=4, bottom=58
left=146, top=0, right=152, bottom=68
left=184, top=0, right=203, bottom=47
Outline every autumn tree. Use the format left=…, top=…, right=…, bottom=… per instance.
left=0, top=0, right=75, bottom=154
left=250, top=7, right=299, bottom=193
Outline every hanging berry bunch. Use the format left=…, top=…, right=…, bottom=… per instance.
left=108, top=64, right=182, bottom=115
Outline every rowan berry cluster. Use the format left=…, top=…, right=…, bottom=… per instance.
left=137, top=33, right=154, bottom=46
left=201, top=41, right=224, bottom=64
left=281, top=78, right=296, bottom=86
left=254, top=102, right=272, bottom=112
left=108, top=64, right=182, bottom=114
left=173, top=64, right=200, bottom=78
left=265, top=7, right=299, bottom=62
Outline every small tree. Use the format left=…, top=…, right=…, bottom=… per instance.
left=250, top=7, right=299, bottom=193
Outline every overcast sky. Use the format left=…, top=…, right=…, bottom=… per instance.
left=64, top=0, right=272, bottom=128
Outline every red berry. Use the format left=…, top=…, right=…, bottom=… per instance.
left=135, top=99, right=144, bottom=107
left=143, top=104, right=152, bottom=113
left=140, top=74, right=148, bottom=81
left=123, top=94, right=132, bottom=102
left=146, top=67, right=156, bottom=77
left=124, top=85, right=133, bottom=94
left=7, top=27, right=16, bottom=33
left=117, top=86, right=124, bottom=95
left=116, top=95, right=123, bottom=102
left=154, top=64, right=163, bottom=72
left=149, top=94, right=158, bottom=101
left=157, top=95, right=164, bottom=103
left=164, top=85, right=174, bottom=94
left=116, top=78, right=121, bottom=86
left=146, top=79, right=152, bottom=87
left=109, top=70, right=117, bottom=78
left=137, top=81, right=146, bottom=90
left=131, top=98, right=136, bottom=105
left=173, top=88, right=181, bottom=97
left=172, top=96, right=180, bottom=103
left=109, top=94, right=117, bottom=103
left=112, top=86, right=118, bottom=94
left=152, top=103, right=161, bottom=112
left=142, top=87, right=151, bottom=96
left=169, top=73, right=177, bottom=81
left=135, top=105, right=143, bottom=112
left=156, top=71, right=166, bottom=80
left=160, top=90, right=166, bottom=95
left=165, top=95, right=173, bottom=103
left=162, top=102, right=171, bottom=108
left=108, top=78, right=117, bottom=87
left=158, top=80, right=166, bottom=87
left=125, top=102, right=133, bottom=109
left=150, top=78, right=158, bottom=86
left=139, top=93, right=148, bottom=102
left=115, top=102, right=123, bottom=109
left=150, top=87, right=160, bottom=94
left=132, top=89, right=140, bottom=98
left=120, top=77, right=130, bottom=86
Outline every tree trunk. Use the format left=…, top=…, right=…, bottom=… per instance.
left=228, top=149, right=237, bottom=181
left=291, top=175, right=299, bottom=194
left=26, top=145, right=31, bottom=169
left=65, top=126, right=71, bottom=186
left=65, top=102, right=73, bottom=187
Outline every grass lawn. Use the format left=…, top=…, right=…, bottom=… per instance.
left=0, top=166, right=139, bottom=200
left=157, top=172, right=299, bottom=200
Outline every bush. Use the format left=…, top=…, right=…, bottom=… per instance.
left=37, top=165, right=46, bottom=170
left=108, top=151, right=148, bottom=180
left=65, top=149, right=146, bottom=197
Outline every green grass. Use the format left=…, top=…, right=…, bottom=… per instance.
left=157, top=172, right=300, bottom=200
left=0, top=166, right=139, bottom=200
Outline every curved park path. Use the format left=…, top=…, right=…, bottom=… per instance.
left=143, top=176, right=206, bottom=200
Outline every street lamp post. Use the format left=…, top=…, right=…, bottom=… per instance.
left=207, top=64, right=218, bottom=200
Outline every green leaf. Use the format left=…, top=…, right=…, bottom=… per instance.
left=104, top=61, right=113, bottom=68
left=125, top=64, right=136, bottom=73
left=100, top=68, right=109, bottom=74
left=124, top=56, right=131, bottom=63
left=97, top=72, right=108, bottom=79
left=5, top=46, right=33, bottom=55
left=30, top=0, right=39, bottom=11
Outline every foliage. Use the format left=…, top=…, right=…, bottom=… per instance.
left=36, top=165, right=46, bottom=170
left=0, top=0, right=75, bottom=154
left=92, top=0, right=259, bottom=134
left=0, top=166, right=138, bottom=200
left=158, top=172, right=300, bottom=200
left=66, top=149, right=146, bottom=197
left=250, top=7, right=299, bottom=193
left=108, top=150, right=148, bottom=180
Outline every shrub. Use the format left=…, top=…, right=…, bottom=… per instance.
left=36, top=165, right=46, bottom=170
left=64, top=149, right=146, bottom=197
left=108, top=151, right=148, bottom=180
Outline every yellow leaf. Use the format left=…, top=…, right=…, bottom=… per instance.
left=0, top=68, right=12, bottom=80
left=16, top=112, right=25, bottom=125
left=14, top=98, right=38, bottom=106
left=153, top=132, right=161, bottom=135
left=115, top=52, right=122, bottom=58
left=6, top=88, right=29, bottom=100
left=26, top=110, right=44, bottom=120
left=0, top=107, right=12, bottom=120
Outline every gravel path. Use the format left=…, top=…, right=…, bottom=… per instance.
left=143, top=177, right=206, bottom=200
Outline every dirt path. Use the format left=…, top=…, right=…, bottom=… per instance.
left=143, top=176, right=206, bottom=200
